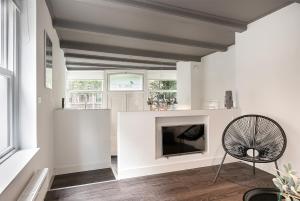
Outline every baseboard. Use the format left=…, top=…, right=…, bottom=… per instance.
left=118, top=155, right=238, bottom=179
left=54, top=162, right=110, bottom=175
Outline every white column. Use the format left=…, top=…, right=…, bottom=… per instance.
left=176, top=61, right=203, bottom=110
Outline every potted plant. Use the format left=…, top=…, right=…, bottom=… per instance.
left=273, top=164, right=300, bottom=201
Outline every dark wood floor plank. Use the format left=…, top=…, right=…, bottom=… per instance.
left=45, top=162, right=275, bottom=201
left=50, top=168, right=115, bottom=189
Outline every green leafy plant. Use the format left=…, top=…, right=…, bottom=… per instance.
left=273, top=164, right=300, bottom=201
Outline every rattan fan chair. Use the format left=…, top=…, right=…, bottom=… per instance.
left=213, top=115, right=287, bottom=183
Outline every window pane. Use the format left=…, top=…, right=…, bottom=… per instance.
left=149, top=91, right=177, bottom=100
left=148, top=80, right=177, bottom=100
left=0, top=75, right=9, bottom=154
left=7, top=1, right=15, bottom=71
left=67, top=92, right=103, bottom=109
left=109, top=73, right=143, bottom=91
left=149, top=80, right=177, bottom=91
left=66, top=79, right=104, bottom=109
left=148, top=80, right=160, bottom=91
left=160, top=80, right=176, bottom=90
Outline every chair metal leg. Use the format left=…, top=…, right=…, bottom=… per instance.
left=253, top=149, right=256, bottom=176
left=213, top=153, right=227, bottom=184
left=275, top=161, right=280, bottom=176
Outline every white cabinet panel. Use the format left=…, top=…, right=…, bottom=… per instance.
left=108, top=92, right=144, bottom=155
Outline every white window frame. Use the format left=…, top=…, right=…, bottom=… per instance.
left=108, top=72, right=144, bottom=92
left=0, top=0, right=19, bottom=163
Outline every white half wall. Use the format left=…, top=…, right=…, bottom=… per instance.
left=236, top=3, right=300, bottom=173
left=117, top=109, right=240, bottom=179
left=54, top=109, right=111, bottom=175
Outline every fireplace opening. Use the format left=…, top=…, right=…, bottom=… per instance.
left=162, top=124, right=205, bottom=157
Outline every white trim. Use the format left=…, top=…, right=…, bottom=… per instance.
left=117, top=155, right=238, bottom=180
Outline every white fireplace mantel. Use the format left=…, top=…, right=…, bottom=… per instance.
left=117, top=109, right=240, bottom=179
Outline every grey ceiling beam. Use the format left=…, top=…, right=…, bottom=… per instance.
left=54, top=19, right=227, bottom=51
left=61, top=40, right=202, bottom=61
left=66, top=62, right=176, bottom=70
left=67, top=66, right=175, bottom=70
left=65, top=53, right=176, bottom=66
left=67, top=67, right=118, bottom=71
left=100, top=0, right=247, bottom=32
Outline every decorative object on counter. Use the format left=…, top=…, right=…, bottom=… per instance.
left=147, top=97, right=177, bottom=111
left=224, top=90, right=233, bottom=109
left=273, top=163, right=300, bottom=201
left=213, top=114, right=287, bottom=183
left=62, top=98, right=65, bottom=109
left=147, top=98, right=154, bottom=111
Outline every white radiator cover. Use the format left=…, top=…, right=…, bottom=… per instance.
left=17, top=168, right=49, bottom=201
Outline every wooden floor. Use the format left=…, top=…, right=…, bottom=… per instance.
left=50, top=168, right=115, bottom=189
left=45, top=162, right=274, bottom=201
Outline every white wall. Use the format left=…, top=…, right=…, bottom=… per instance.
left=18, top=0, right=37, bottom=150
left=0, top=0, right=66, bottom=200
left=236, top=3, right=300, bottom=173
left=147, top=70, right=177, bottom=80
left=54, top=109, right=111, bottom=175
left=67, top=70, right=105, bottom=80
left=201, top=46, right=236, bottom=109
left=176, top=55, right=236, bottom=110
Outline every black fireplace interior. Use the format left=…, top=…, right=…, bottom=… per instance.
left=162, top=124, right=205, bottom=156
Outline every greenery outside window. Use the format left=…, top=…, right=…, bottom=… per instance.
left=66, top=79, right=104, bottom=109
left=148, top=80, right=177, bottom=100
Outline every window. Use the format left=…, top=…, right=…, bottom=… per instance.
left=109, top=73, right=144, bottom=91
left=66, top=79, right=104, bottom=109
left=148, top=80, right=177, bottom=100
left=0, top=0, right=18, bottom=161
